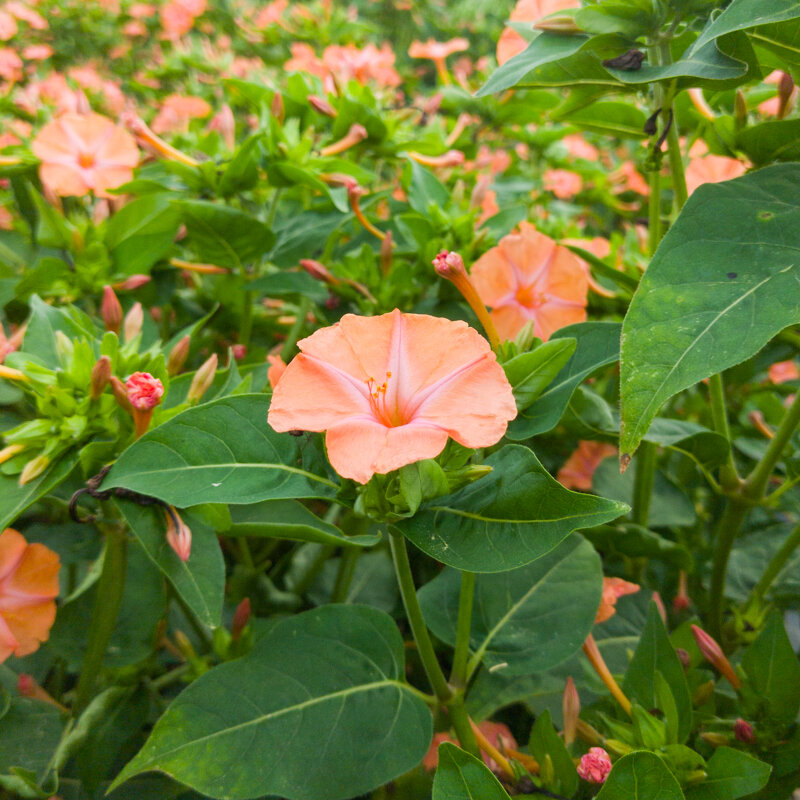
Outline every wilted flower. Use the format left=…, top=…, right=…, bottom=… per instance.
left=596, top=576, right=640, bottom=624
left=0, top=528, right=60, bottom=663
left=422, top=720, right=516, bottom=771
left=577, top=747, right=612, bottom=784
left=268, top=310, right=516, bottom=484
left=470, top=222, right=588, bottom=342
left=32, top=112, right=139, bottom=198
left=734, top=718, right=755, bottom=743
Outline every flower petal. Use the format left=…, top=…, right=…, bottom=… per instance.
left=3, top=600, right=56, bottom=657
left=0, top=528, right=26, bottom=583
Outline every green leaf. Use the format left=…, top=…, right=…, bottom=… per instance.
left=269, top=211, right=346, bottom=268
left=736, top=119, right=800, bottom=166
left=741, top=610, right=800, bottom=725
left=433, top=742, right=511, bottom=800
left=558, top=101, right=648, bottom=138
left=584, top=523, right=694, bottom=571
left=20, top=296, right=99, bottom=369
left=174, top=200, right=275, bottom=269
left=529, top=710, right=579, bottom=796
left=620, top=164, right=800, bottom=457
left=225, top=500, right=380, bottom=547
left=502, top=338, right=577, bottom=411
left=103, top=395, right=338, bottom=507
left=105, top=194, right=181, bottom=274
left=112, top=605, right=432, bottom=800
left=691, top=0, right=800, bottom=52
left=405, top=160, right=449, bottom=215
left=0, top=698, right=64, bottom=784
left=419, top=535, right=602, bottom=674
left=642, top=418, right=730, bottom=471
left=398, top=445, right=627, bottom=572
left=0, top=452, right=78, bottom=530
left=245, top=270, right=329, bottom=303
left=508, top=322, right=621, bottom=440
left=684, top=747, right=771, bottom=800
left=596, top=751, right=685, bottom=800
left=115, top=499, right=224, bottom=628
left=622, top=603, right=693, bottom=742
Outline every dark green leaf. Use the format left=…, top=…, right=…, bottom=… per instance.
left=20, top=296, right=99, bottom=369
left=620, top=164, right=800, bottom=457
left=433, top=742, right=511, bottom=800
left=596, top=751, right=685, bottom=800
left=684, top=747, right=771, bottom=800
left=0, top=698, right=64, bottom=783
left=529, top=710, right=578, bottom=796
left=691, top=0, right=800, bottom=52
left=502, top=338, right=577, bottom=411
left=112, top=605, right=432, bottom=800
left=736, top=119, right=800, bottom=166
left=103, top=395, right=338, bottom=506
left=405, top=160, right=449, bottom=215
left=398, top=445, right=627, bottom=572
left=419, top=535, right=602, bottom=674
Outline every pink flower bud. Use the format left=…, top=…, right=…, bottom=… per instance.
left=165, top=506, right=192, bottom=562
left=652, top=591, right=667, bottom=623
left=232, top=344, right=247, bottom=361
left=167, top=335, right=191, bottom=376
left=734, top=718, right=754, bottom=743
left=102, top=285, right=123, bottom=333
left=125, top=372, right=165, bottom=411
left=300, top=259, right=338, bottom=285
left=123, top=302, right=144, bottom=342
left=308, top=94, right=336, bottom=117
left=187, top=353, right=217, bottom=403
left=691, top=625, right=741, bottom=689
left=112, top=274, right=151, bottom=291
left=90, top=356, right=112, bottom=401
left=231, top=597, right=251, bottom=641
left=563, top=676, right=580, bottom=747
left=577, top=748, right=612, bottom=784
left=432, top=250, right=466, bottom=279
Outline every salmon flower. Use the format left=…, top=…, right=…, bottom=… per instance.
left=497, top=0, right=579, bottom=65
left=267, top=354, right=287, bottom=388
left=557, top=441, right=617, bottom=491
left=470, top=222, right=588, bottom=342
left=543, top=168, right=583, bottom=199
left=268, top=310, right=516, bottom=484
left=32, top=112, right=139, bottom=198
left=685, top=142, right=746, bottom=196
left=0, top=528, right=60, bottom=663
left=768, top=359, right=799, bottom=384
left=596, top=576, right=640, bottom=624
left=408, top=38, right=469, bottom=83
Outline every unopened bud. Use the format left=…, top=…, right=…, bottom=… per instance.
left=700, top=732, right=729, bottom=748
left=231, top=597, right=251, bottom=641
left=652, top=591, right=667, bottom=624
left=167, top=335, right=191, bottom=375
left=320, top=123, right=368, bottom=157
left=433, top=250, right=466, bottom=280
left=575, top=718, right=603, bottom=746
left=308, top=94, right=336, bottom=117
left=165, top=506, right=192, bottom=562
left=734, top=718, right=754, bottom=743
left=110, top=376, right=133, bottom=414
left=187, top=353, right=217, bottom=403
left=102, top=285, right=123, bottom=334
left=692, top=680, right=715, bottom=707
left=0, top=443, right=25, bottom=465
left=125, top=372, right=164, bottom=411
left=407, top=150, right=465, bottom=169
left=232, top=344, right=247, bottom=361
left=676, top=648, right=690, bottom=670
left=674, top=570, right=691, bottom=612
left=691, top=625, right=741, bottom=689
left=563, top=676, right=580, bottom=747
left=271, top=91, right=284, bottom=124
left=778, top=72, right=795, bottom=119
left=541, top=753, right=555, bottom=785
left=19, top=453, right=49, bottom=485
left=123, top=302, right=143, bottom=342
left=112, top=274, right=151, bottom=291
left=174, top=630, right=197, bottom=661
left=300, top=259, right=339, bottom=285
left=734, top=90, right=748, bottom=125
left=533, top=15, right=581, bottom=33
left=17, top=674, right=65, bottom=710
left=90, top=356, right=112, bottom=400
left=577, top=747, right=612, bottom=783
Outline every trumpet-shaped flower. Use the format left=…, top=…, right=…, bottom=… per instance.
left=0, top=528, right=60, bottom=663
left=596, top=576, right=640, bottom=624
left=470, top=222, right=588, bottom=342
left=268, top=310, right=516, bottom=484
left=32, top=112, right=139, bottom=198
left=497, top=0, right=579, bottom=65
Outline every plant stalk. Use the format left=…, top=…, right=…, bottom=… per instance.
left=631, top=441, right=657, bottom=527
left=331, top=546, right=361, bottom=603
left=449, top=571, right=475, bottom=689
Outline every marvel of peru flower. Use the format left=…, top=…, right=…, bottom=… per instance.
left=31, top=112, right=139, bottom=198
left=268, top=310, right=517, bottom=484
left=577, top=747, right=612, bottom=784
left=470, top=222, right=588, bottom=342
left=0, top=528, right=60, bottom=664
left=126, top=371, right=164, bottom=438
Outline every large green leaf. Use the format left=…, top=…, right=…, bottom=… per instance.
left=596, top=751, right=685, bottom=800
left=622, top=604, right=693, bottom=742
left=684, top=747, right=771, bottom=800
left=397, top=445, right=627, bottom=572
left=736, top=120, right=800, bottom=165
left=115, top=500, right=224, bottom=628
left=508, top=322, right=621, bottom=440
left=433, top=743, right=511, bottom=800
left=19, top=296, right=99, bottom=369
left=0, top=698, right=64, bottom=784
left=502, top=338, right=576, bottom=412
left=529, top=709, right=579, bottom=797
left=103, top=395, right=338, bottom=506
left=620, top=165, right=800, bottom=457
left=691, top=0, right=800, bottom=52
left=111, top=605, right=432, bottom=800
left=419, top=535, right=602, bottom=675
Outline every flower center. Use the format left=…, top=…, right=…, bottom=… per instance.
left=77, top=151, right=95, bottom=169
left=515, top=285, right=546, bottom=308
left=366, top=371, right=404, bottom=427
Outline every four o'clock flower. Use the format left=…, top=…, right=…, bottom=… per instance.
left=577, top=747, right=612, bottom=784
left=126, top=371, right=165, bottom=438
left=268, top=309, right=516, bottom=484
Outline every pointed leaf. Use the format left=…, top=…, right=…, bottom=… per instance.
left=111, top=605, right=432, bottom=800
left=103, top=395, right=338, bottom=506
left=596, top=751, right=685, bottom=800
left=684, top=747, right=771, bottom=800
left=397, top=445, right=627, bottom=572
left=692, top=0, right=800, bottom=52
left=419, top=535, right=602, bottom=674
left=529, top=710, right=579, bottom=796
left=433, top=743, right=511, bottom=800
left=620, top=164, right=800, bottom=457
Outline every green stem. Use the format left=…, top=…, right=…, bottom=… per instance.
left=743, top=390, right=800, bottom=500
left=388, top=532, right=481, bottom=759
left=746, top=522, right=800, bottom=609
left=150, top=662, right=192, bottom=691
left=331, top=546, right=361, bottom=603
left=708, top=497, right=749, bottom=642
left=266, top=187, right=282, bottom=227
left=280, top=296, right=312, bottom=362
left=665, top=97, right=689, bottom=211
left=449, top=571, right=475, bottom=689
left=291, top=544, right=335, bottom=596
left=648, top=168, right=662, bottom=254
left=74, top=528, right=127, bottom=712
left=708, top=372, right=741, bottom=490
left=631, top=441, right=657, bottom=527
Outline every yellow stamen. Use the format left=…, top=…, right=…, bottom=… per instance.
left=582, top=634, right=632, bottom=717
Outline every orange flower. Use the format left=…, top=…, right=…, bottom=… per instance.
left=769, top=360, right=799, bottom=384
left=0, top=528, right=60, bottom=663
left=152, top=94, right=212, bottom=134
left=267, top=354, right=287, bottom=388
left=543, top=168, right=583, bottom=199
left=408, top=38, right=469, bottom=83
left=268, top=310, right=516, bottom=484
left=285, top=42, right=400, bottom=91
left=32, top=112, right=139, bottom=198
left=557, top=441, right=616, bottom=491
left=596, top=576, right=639, bottom=624
left=0, top=10, right=17, bottom=40
left=685, top=142, right=746, bottom=196
left=497, top=0, right=579, bottom=65
left=562, top=134, right=599, bottom=162
left=471, top=222, right=588, bottom=342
